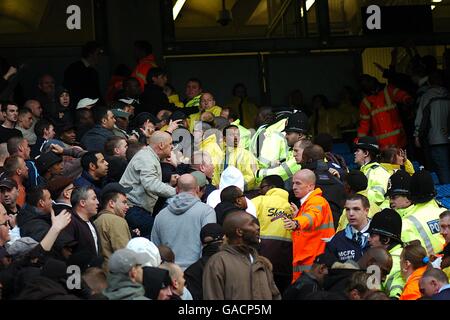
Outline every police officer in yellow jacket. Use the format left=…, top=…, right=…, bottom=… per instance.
left=223, top=124, right=258, bottom=190
left=368, top=208, right=405, bottom=299
left=354, top=136, right=390, bottom=208
left=255, top=111, right=309, bottom=185
left=251, top=175, right=293, bottom=293
left=401, top=170, right=446, bottom=256
left=250, top=113, right=289, bottom=169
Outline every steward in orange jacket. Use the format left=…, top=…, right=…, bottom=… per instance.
left=131, top=54, right=158, bottom=91
left=283, top=169, right=335, bottom=282
left=357, top=75, right=413, bottom=149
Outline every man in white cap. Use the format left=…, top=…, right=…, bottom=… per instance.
left=76, top=98, right=98, bottom=110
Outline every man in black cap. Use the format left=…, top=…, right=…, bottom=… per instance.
left=367, top=208, right=404, bottom=299
left=401, top=170, right=446, bottom=256
left=94, top=183, right=133, bottom=270
left=0, top=177, right=20, bottom=216
left=184, top=223, right=224, bottom=300
left=255, top=111, right=309, bottom=188
left=354, top=136, right=390, bottom=207
left=283, top=251, right=336, bottom=300
left=47, top=175, right=75, bottom=215
left=387, top=170, right=413, bottom=215
left=35, top=151, right=63, bottom=186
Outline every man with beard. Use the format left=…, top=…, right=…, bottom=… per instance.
left=203, top=210, right=281, bottom=300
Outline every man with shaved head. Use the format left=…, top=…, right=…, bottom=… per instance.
left=283, top=169, right=335, bottom=282
left=120, top=131, right=177, bottom=239
left=358, top=247, right=393, bottom=284
left=203, top=210, right=281, bottom=300
left=151, top=174, right=216, bottom=270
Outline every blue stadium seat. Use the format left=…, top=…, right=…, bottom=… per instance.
left=439, top=198, right=450, bottom=210
left=332, top=143, right=351, bottom=155
left=436, top=184, right=450, bottom=199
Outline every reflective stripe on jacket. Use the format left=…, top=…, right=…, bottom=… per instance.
left=360, top=162, right=390, bottom=207
left=401, top=200, right=446, bottom=255
left=291, top=188, right=335, bottom=282
left=357, top=85, right=411, bottom=149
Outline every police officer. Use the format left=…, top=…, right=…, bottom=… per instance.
left=368, top=208, right=404, bottom=299
left=401, top=170, right=446, bottom=256
left=354, top=136, right=390, bottom=208
left=255, top=111, right=309, bottom=186
left=387, top=170, right=413, bottom=217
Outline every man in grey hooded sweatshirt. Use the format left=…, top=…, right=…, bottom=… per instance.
left=151, top=174, right=216, bottom=270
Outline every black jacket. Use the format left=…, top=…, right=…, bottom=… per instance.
left=63, top=60, right=101, bottom=104
left=282, top=272, right=321, bottom=300
left=139, top=83, right=175, bottom=115
left=17, top=204, right=51, bottom=242
left=105, top=155, right=128, bottom=184
left=184, top=242, right=221, bottom=300
left=80, top=125, right=114, bottom=152
left=57, top=210, right=102, bottom=259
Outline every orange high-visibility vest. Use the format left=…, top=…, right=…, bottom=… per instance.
left=357, top=85, right=412, bottom=149
left=399, top=265, right=428, bottom=300
left=131, top=54, right=158, bottom=91
left=291, top=188, right=335, bottom=282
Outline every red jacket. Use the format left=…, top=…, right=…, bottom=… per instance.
left=131, top=54, right=158, bottom=91
left=357, top=85, right=412, bottom=149
left=291, top=188, right=335, bottom=282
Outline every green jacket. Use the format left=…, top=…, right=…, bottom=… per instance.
left=103, top=273, right=149, bottom=300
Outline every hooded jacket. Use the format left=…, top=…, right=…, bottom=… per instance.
left=184, top=242, right=222, bottom=300
left=151, top=192, right=216, bottom=270
left=203, top=244, right=281, bottom=300
left=206, top=166, right=257, bottom=216
left=252, top=188, right=293, bottom=280
left=103, top=273, right=149, bottom=300
left=199, top=134, right=224, bottom=186
left=17, top=204, right=51, bottom=242
left=80, top=125, right=114, bottom=152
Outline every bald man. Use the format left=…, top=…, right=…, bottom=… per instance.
left=151, top=174, right=216, bottom=270
left=203, top=211, right=281, bottom=300
left=120, top=131, right=177, bottom=239
left=283, top=169, right=335, bottom=282
left=358, top=247, right=393, bottom=284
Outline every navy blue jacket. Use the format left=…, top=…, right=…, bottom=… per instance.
left=73, top=171, right=105, bottom=200
left=80, top=125, right=114, bottom=152
left=325, top=225, right=370, bottom=263
left=432, top=287, right=450, bottom=300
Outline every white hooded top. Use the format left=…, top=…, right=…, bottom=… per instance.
left=126, top=237, right=162, bottom=267
left=206, top=166, right=256, bottom=216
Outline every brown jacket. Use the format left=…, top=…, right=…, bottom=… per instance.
left=203, top=244, right=281, bottom=300
left=94, top=209, right=131, bottom=270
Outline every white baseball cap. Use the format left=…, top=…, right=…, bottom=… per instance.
left=76, top=98, right=99, bottom=109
